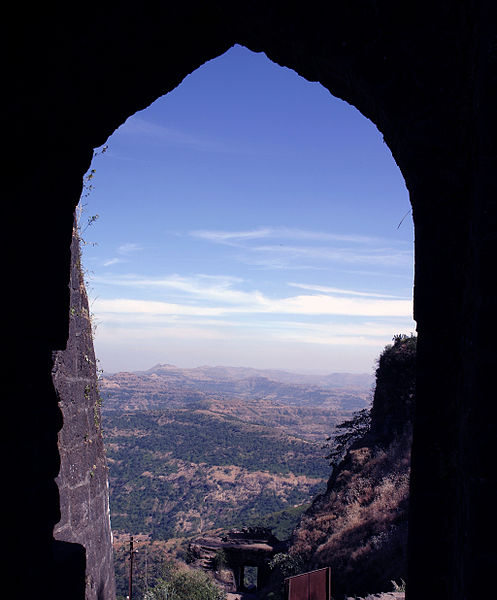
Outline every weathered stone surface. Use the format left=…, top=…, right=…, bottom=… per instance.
left=52, top=227, right=115, bottom=600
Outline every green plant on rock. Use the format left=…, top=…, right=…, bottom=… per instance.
left=93, top=392, right=103, bottom=431
left=269, top=553, right=305, bottom=579
left=76, top=145, right=107, bottom=240
left=213, top=549, right=229, bottom=570
left=265, top=553, right=306, bottom=600
left=391, top=578, right=406, bottom=592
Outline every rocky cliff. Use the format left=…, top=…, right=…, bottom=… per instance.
left=52, top=223, right=116, bottom=600
left=290, top=335, right=416, bottom=598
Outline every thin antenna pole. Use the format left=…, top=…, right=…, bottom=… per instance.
left=129, top=535, right=134, bottom=600
left=145, top=544, right=148, bottom=593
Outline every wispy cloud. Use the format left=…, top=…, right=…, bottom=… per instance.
left=92, top=274, right=262, bottom=305
left=265, top=294, right=411, bottom=317
left=102, top=258, right=124, bottom=267
left=101, top=242, right=142, bottom=268
left=96, top=326, right=409, bottom=349
left=189, top=226, right=412, bottom=270
left=93, top=308, right=414, bottom=352
left=288, top=282, right=408, bottom=299
left=90, top=272, right=415, bottom=364
left=191, top=227, right=274, bottom=243
left=250, top=244, right=411, bottom=267
left=94, top=294, right=411, bottom=318
left=118, top=116, right=231, bottom=153
left=118, top=242, right=142, bottom=254
left=190, top=226, right=382, bottom=245
left=93, top=298, right=228, bottom=317
left=91, top=273, right=412, bottom=318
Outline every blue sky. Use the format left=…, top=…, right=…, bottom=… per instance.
left=81, top=45, right=415, bottom=374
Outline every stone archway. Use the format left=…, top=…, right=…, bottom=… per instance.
left=7, top=3, right=497, bottom=599
left=189, top=527, right=286, bottom=594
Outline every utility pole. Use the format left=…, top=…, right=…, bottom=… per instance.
left=128, top=536, right=138, bottom=600
left=144, top=544, right=148, bottom=594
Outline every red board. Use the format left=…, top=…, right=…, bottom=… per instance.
left=285, top=567, right=331, bottom=600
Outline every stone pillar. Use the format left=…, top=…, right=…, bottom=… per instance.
left=258, top=563, right=271, bottom=590
left=233, top=565, right=243, bottom=592
left=240, top=565, right=245, bottom=591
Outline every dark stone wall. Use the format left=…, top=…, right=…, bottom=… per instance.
left=5, top=3, right=497, bottom=599
left=52, top=225, right=115, bottom=600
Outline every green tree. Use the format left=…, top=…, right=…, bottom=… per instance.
left=264, top=553, right=305, bottom=600
left=323, top=407, right=371, bottom=471
left=268, top=553, right=305, bottom=578
left=144, top=561, right=226, bottom=600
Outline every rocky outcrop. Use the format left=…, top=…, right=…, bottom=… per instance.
left=368, top=336, right=416, bottom=445
left=291, top=336, right=415, bottom=598
left=52, top=224, right=116, bottom=600
left=189, top=527, right=287, bottom=593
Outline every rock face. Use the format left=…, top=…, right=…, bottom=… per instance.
left=368, top=336, right=416, bottom=445
left=291, top=336, right=415, bottom=598
left=52, top=224, right=116, bottom=600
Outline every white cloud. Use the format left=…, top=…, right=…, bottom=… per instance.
left=102, top=258, right=124, bottom=267
left=92, top=274, right=264, bottom=306
left=118, top=242, right=142, bottom=254
left=89, top=273, right=414, bottom=370
left=93, top=313, right=415, bottom=360
left=93, top=298, right=229, bottom=317
left=262, top=294, right=412, bottom=317
left=190, top=226, right=384, bottom=245
left=94, top=310, right=413, bottom=338
left=189, top=226, right=412, bottom=270
left=288, top=282, right=408, bottom=299
left=97, top=324, right=227, bottom=342
left=251, top=244, right=411, bottom=267
left=190, top=227, right=274, bottom=243
left=92, top=285, right=412, bottom=318
left=100, top=242, right=142, bottom=267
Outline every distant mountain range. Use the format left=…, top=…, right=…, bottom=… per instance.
left=143, top=363, right=373, bottom=390
left=100, top=364, right=373, bottom=414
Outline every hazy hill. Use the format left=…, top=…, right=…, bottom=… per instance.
left=144, top=364, right=374, bottom=389
left=100, top=364, right=372, bottom=414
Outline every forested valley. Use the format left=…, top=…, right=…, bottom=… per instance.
left=100, top=365, right=372, bottom=598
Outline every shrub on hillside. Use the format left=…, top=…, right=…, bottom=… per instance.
left=144, top=561, right=226, bottom=600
